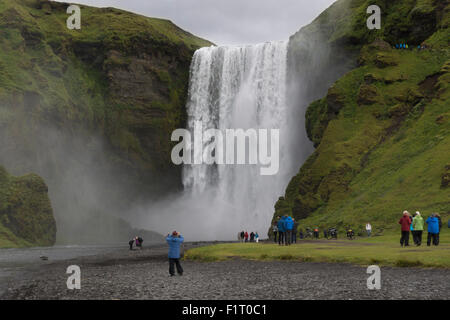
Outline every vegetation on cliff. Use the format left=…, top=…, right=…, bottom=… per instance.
left=0, top=0, right=211, bottom=183
left=0, top=0, right=212, bottom=244
left=275, top=0, right=450, bottom=234
left=0, top=165, right=56, bottom=247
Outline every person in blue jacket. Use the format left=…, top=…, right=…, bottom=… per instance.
left=426, top=214, right=439, bottom=246
left=410, top=215, right=416, bottom=245
left=284, top=215, right=294, bottom=246
left=166, top=231, right=184, bottom=276
left=277, top=216, right=286, bottom=246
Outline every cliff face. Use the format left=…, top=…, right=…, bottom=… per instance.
left=0, top=0, right=212, bottom=243
left=274, top=0, right=450, bottom=233
left=0, top=165, right=56, bottom=247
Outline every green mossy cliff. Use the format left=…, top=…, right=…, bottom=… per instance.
left=0, top=165, right=56, bottom=247
left=0, top=0, right=212, bottom=245
left=0, top=0, right=211, bottom=185
left=274, top=0, right=450, bottom=234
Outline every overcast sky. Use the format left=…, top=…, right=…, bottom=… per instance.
left=56, top=0, right=336, bottom=45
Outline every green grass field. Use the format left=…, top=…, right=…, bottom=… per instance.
left=185, top=228, right=450, bottom=268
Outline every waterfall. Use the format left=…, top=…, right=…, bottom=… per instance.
left=140, top=40, right=312, bottom=240
left=179, top=41, right=297, bottom=238
left=184, top=42, right=289, bottom=189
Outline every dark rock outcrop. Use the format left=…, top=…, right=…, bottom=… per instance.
left=0, top=165, right=56, bottom=246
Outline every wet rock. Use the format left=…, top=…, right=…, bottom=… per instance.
left=357, top=84, right=379, bottom=105
left=374, top=53, right=398, bottom=68
left=0, top=166, right=56, bottom=246
left=388, top=104, right=412, bottom=118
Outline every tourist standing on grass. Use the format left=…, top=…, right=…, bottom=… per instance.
left=346, top=228, right=355, bottom=240
left=277, top=216, right=286, bottom=245
left=426, top=214, right=439, bottom=246
left=412, top=212, right=424, bottom=246
left=166, top=231, right=184, bottom=277
left=435, top=213, right=442, bottom=245
left=313, top=227, right=319, bottom=239
left=250, top=232, right=255, bottom=242
left=366, top=223, right=372, bottom=237
left=285, top=215, right=294, bottom=246
left=272, top=223, right=278, bottom=243
left=399, top=211, right=412, bottom=247
left=244, top=231, right=249, bottom=243
left=255, top=232, right=259, bottom=243
left=292, top=219, right=298, bottom=244
left=240, top=231, right=245, bottom=243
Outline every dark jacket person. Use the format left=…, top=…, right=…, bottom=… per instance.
left=277, top=216, right=286, bottom=245
left=129, top=239, right=134, bottom=250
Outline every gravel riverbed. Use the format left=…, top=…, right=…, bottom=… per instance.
left=1, top=242, right=449, bottom=300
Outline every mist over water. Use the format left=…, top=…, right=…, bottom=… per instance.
left=0, top=122, right=164, bottom=244
left=138, top=41, right=313, bottom=240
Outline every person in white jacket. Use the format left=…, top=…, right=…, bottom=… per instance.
left=366, top=223, right=372, bottom=237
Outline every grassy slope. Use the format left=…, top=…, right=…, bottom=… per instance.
left=185, top=228, right=450, bottom=268
left=274, top=0, right=450, bottom=234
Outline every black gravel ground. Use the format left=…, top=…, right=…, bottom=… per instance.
left=2, top=243, right=449, bottom=300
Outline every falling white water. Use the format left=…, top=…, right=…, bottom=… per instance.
left=184, top=42, right=289, bottom=187
left=139, top=41, right=310, bottom=240
left=183, top=41, right=293, bottom=237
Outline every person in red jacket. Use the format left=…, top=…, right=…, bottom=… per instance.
left=399, top=211, right=412, bottom=247
left=244, top=231, right=249, bottom=243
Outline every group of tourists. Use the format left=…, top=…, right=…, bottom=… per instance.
left=274, top=225, right=343, bottom=241
left=162, top=209, right=445, bottom=277
left=272, top=215, right=298, bottom=245
left=347, top=223, right=370, bottom=240
left=399, top=211, right=442, bottom=247
left=238, top=231, right=260, bottom=243
left=394, top=43, right=427, bottom=50
left=273, top=222, right=342, bottom=242
left=395, top=43, right=410, bottom=49
left=127, top=231, right=184, bottom=277
left=128, top=236, right=144, bottom=250
left=269, top=210, right=446, bottom=247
